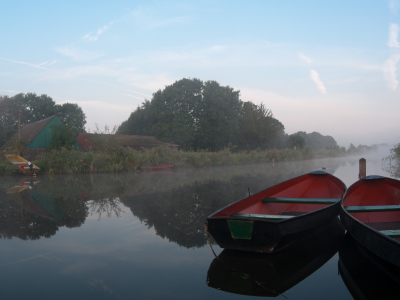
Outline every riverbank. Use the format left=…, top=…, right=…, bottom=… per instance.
left=0, top=146, right=356, bottom=175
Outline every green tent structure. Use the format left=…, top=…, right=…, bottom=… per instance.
left=0, top=116, right=80, bottom=159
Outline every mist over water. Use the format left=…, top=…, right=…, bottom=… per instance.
left=0, top=150, right=398, bottom=299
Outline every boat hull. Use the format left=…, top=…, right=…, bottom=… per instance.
left=339, top=234, right=400, bottom=299
left=207, top=171, right=346, bottom=253
left=208, top=202, right=340, bottom=253
left=340, top=176, right=400, bottom=268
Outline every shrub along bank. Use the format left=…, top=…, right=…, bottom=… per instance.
left=1, top=146, right=321, bottom=175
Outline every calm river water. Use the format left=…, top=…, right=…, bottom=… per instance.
left=1, top=151, right=399, bottom=299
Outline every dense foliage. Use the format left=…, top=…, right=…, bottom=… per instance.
left=286, top=134, right=306, bottom=149
left=0, top=93, right=86, bottom=146
left=50, top=125, right=76, bottom=150
left=383, top=143, right=400, bottom=178
left=295, top=131, right=338, bottom=151
left=118, top=78, right=283, bottom=151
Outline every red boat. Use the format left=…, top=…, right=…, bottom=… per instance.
left=206, top=171, right=346, bottom=253
left=139, top=164, right=174, bottom=170
left=340, top=175, right=400, bottom=268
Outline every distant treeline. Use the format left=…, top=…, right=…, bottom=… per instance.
left=0, top=80, right=382, bottom=155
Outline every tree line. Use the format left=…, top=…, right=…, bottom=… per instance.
left=0, top=80, right=343, bottom=152
left=118, top=78, right=286, bottom=151
left=0, top=93, right=86, bottom=147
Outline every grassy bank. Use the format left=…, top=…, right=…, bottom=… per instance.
left=0, top=161, right=19, bottom=175
left=0, top=146, right=355, bottom=175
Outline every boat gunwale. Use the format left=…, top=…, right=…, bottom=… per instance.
left=208, top=202, right=341, bottom=224
left=207, top=171, right=346, bottom=223
left=340, top=176, right=400, bottom=249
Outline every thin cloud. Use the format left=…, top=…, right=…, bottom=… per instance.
left=383, top=54, right=400, bottom=91
left=55, top=46, right=106, bottom=61
left=83, top=22, right=113, bottom=41
left=298, top=52, right=313, bottom=64
left=125, top=89, right=151, bottom=98
left=0, top=58, right=48, bottom=70
left=388, top=24, right=400, bottom=48
left=131, top=5, right=190, bottom=28
left=123, top=93, right=144, bottom=100
left=385, top=24, right=400, bottom=90
left=0, top=89, right=23, bottom=94
left=389, top=0, right=399, bottom=14
left=65, top=100, right=137, bottom=112
left=310, top=70, right=327, bottom=94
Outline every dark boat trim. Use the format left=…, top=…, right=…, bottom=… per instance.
left=340, top=175, right=400, bottom=268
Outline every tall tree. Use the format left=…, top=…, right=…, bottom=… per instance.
left=0, top=96, right=19, bottom=146
left=117, top=78, right=283, bottom=151
left=118, top=100, right=154, bottom=136
left=237, top=102, right=279, bottom=150
left=55, top=103, right=86, bottom=135
left=13, top=93, right=57, bottom=123
left=194, top=81, right=241, bottom=150
left=152, top=78, right=203, bottom=148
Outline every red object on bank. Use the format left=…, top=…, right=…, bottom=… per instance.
left=19, top=165, right=24, bottom=169
left=139, top=164, right=174, bottom=170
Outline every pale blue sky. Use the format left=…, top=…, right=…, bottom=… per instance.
left=1, top=0, right=399, bottom=146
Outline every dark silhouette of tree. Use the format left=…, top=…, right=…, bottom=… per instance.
left=295, top=131, right=338, bottom=151
left=56, top=102, right=86, bottom=135
left=117, top=78, right=282, bottom=151
left=286, top=134, right=306, bottom=149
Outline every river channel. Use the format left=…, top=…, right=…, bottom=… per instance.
left=0, top=151, right=398, bottom=299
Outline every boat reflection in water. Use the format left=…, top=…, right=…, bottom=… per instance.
left=339, top=234, right=400, bottom=300
left=207, top=218, right=344, bottom=297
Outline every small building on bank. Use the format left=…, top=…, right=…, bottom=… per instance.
left=76, top=133, right=179, bottom=150
left=0, top=116, right=80, bottom=160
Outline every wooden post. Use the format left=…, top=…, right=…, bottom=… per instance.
left=18, top=109, right=21, bottom=139
left=359, top=158, right=366, bottom=179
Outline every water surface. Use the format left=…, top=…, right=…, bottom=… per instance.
left=0, top=152, right=398, bottom=299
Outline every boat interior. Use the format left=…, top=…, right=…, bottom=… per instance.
left=211, top=174, right=345, bottom=219
left=343, top=178, right=400, bottom=241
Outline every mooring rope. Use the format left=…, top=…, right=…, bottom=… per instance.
left=204, top=222, right=217, bottom=258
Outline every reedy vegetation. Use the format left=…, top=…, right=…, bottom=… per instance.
left=2, top=145, right=322, bottom=175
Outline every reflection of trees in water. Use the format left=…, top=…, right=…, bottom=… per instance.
left=122, top=158, right=348, bottom=248
left=86, top=197, right=124, bottom=220
left=0, top=187, right=88, bottom=240
left=1, top=157, right=346, bottom=243
left=121, top=171, right=302, bottom=248
left=0, top=191, right=59, bottom=240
